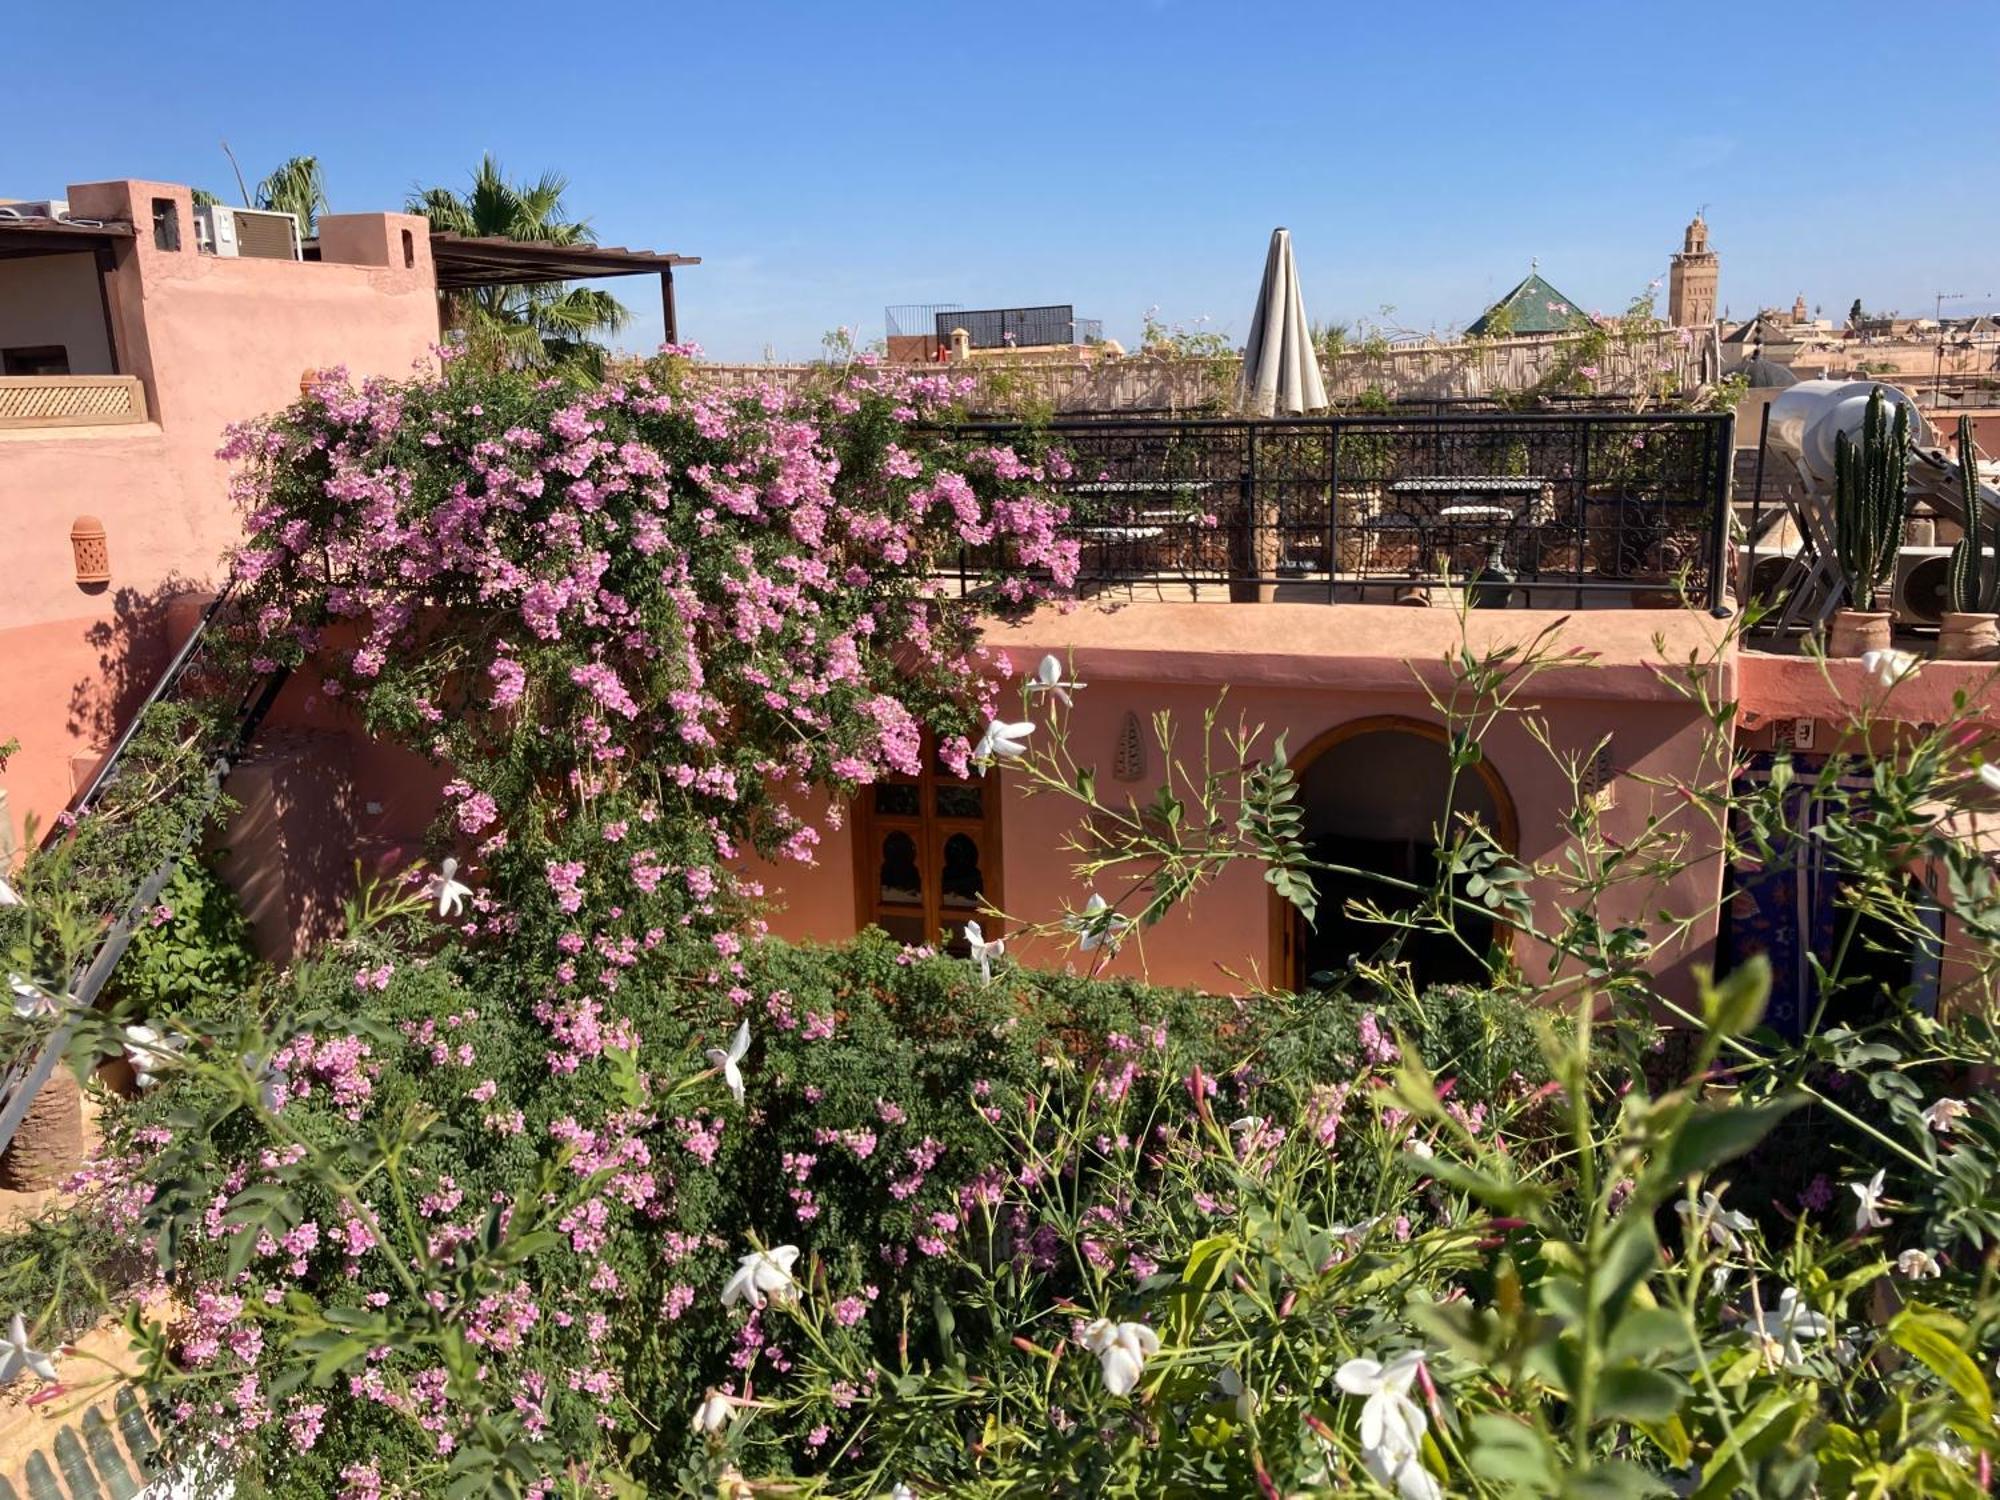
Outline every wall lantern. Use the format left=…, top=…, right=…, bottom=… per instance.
left=1113, top=711, right=1146, bottom=783
left=70, top=515, right=110, bottom=585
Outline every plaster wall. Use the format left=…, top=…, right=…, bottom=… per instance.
left=0, top=180, right=440, bottom=849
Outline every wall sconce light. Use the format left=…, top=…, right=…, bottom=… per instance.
left=70, top=515, right=110, bottom=585
left=1113, top=711, right=1146, bottom=783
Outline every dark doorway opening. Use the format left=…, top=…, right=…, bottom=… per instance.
left=1288, top=718, right=1513, bottom=994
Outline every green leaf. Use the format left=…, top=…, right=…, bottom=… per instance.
left=1593, top=1364, right=1687, bottom=1424
left=1890, top=1305, right=1993, bottom=1423
left=1662, top=1098, right=1800, bottom=1182
left=1702, top=957, right=1771, bottom=1037
left=1468, top=1412, right=1559, bottom=1492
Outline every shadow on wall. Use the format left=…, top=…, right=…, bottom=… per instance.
left=63, top=579, right=204, bottom=761
left=217, top=727, right=361, bottom=962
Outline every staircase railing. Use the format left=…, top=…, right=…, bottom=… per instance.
left=0, top=587, right=286, bottom=1160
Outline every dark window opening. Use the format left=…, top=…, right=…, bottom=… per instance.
left=401, top=228, right=416, bottom=268
left=2, top=345, right=70, bottom=376
left=151, top=198, right=181, bottom=252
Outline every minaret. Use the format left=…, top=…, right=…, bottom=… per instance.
left=1668, top=214, right=1718, bottom=328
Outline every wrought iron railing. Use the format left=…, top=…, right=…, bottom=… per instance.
left=941, top=411, right=1736, bottom=609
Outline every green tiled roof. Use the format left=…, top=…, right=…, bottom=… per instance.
left=1466, top=272, right=1594, bottom=337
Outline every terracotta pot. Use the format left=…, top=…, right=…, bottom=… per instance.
left=1938, top=611, right=2000, bottom=661
left=1828, top=608, right=1892, bottom=658
left=0, top=1069, right=83, bottom=1191
left=1631, top=587, right=1684, bottom=610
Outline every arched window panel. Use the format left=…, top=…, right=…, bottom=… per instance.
left=854, top=732, right=1003, bottom=950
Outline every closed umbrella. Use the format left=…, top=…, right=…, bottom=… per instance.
left=1239, top=227, right=1327, bottom=416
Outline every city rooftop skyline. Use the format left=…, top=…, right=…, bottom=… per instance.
left=9, top=0, right=1998, bottom=362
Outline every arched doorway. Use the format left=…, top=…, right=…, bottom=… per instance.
left=1277, top=715, right=1518, bottom=993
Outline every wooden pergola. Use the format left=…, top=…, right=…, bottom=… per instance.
left=428, top=234, right=701, bottom=346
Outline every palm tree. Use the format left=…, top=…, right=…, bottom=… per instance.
left=254, top=155, right=328, bottom=238
left=408, top=155, right=628, bottom=378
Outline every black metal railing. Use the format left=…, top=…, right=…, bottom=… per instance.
left=936, top=305, right=1094, bottom=351
left=943, top=411, right=1736, bottom=609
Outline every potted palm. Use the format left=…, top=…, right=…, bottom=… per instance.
left=1827, top=389, right=1910, bottom=658
left=1939, top=416, right=2000, bottom=660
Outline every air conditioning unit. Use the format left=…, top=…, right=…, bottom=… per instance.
left=0, top=199, right=69, bottom=220
left=1736, top=544, right=1822, bottom=615
left=193, top=204, right=302, bottom=261
left=1891, top=545, right=1960, bottom=627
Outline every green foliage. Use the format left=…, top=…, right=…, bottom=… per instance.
left=110, top=856, right=257, bottom=1014
left=408, top=154, right=630, bottom=378
left=252, top=156, right=328, bottom=238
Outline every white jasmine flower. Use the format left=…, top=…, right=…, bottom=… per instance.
left=1026, top=654, right=1086, bottom=706
left=1335, top=1351, right=1441, bottom=1500
left=1082, top=1317, right=1159, bottom=1397
left=1850, top=1168, right=1889, bottom=1233
left=971, top=719, right=1034, bottom=769
left=1329, top=1214, right=1384, bottom=1242
left=891, top=1486, right=915, bottom=1500
left=1859, top=648, right=1922, bottom=688
left=1069, top=893, right=1131, bottom=953
left=1214, top=1364, right=1257, bottom=1421
left=721, top=1245, right=800, bottom=1310
left=1749, top=1286, right=1831, bottom=1370
left=1922, top=1097, right=1971, bottom=1132
left=1676, top=1189, right=1755, bottom=1252
left=705, top=1018, right=751, bottom=1107
left=8, top=974, right=55, bottom=1020
left=694, top=1387, right=761, bottom=1435
left=964, top=920, right=1004, bottom=984
left=425, top=856, right=473, bottom=918
left=121, top=1024, right=183, bottom=1090
left=0, top=1314, right=57, bottom=1385
left=1897, top=1248, right=1942, bottom=1280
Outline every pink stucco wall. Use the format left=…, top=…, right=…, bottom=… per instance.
left=745, top=604, right=1736, bottom=1002
left=0, top=179, right=440, bottom=848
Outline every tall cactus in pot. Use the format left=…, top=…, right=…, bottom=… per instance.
left=1947, top=415, right=1996, bottom=613
left=1832, top=389, right=1910, bottom=612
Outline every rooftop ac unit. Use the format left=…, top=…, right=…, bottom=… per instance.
left=193, top=204, right=302, bottom=261
left=0, top=199, right=70, bottom=220
left=1891, top=545, right=1959, bottom=627
left=1736, top=544, right=1821, bottom=615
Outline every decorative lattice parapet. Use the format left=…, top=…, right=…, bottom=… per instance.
left=0, top=375, right=147, bottom=429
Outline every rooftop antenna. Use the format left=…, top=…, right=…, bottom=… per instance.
left=220, top=140, right=252, bottom=205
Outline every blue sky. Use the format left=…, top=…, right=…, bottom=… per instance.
left=9, top=1, right=1998, bottom=361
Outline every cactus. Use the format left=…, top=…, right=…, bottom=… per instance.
left=1832, top=388, right=1910, bottom=612
left=1947, top=415, right=1998, bottom=613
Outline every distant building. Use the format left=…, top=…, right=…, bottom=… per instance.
left=1668, top=214, right=1718, bottom=328
left=1466, top=268, right=1594, bottom=338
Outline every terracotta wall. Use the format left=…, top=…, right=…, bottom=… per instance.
left=0, top=180, right=439, bottom=850
left=743, top=604, right=1735, bottom=1003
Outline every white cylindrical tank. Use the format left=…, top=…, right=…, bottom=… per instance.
left=1765, top=379, right=1929, bottom=489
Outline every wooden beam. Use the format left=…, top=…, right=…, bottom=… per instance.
left=662, top=267, right=677, bottom=347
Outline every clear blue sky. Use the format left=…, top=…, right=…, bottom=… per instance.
left=9, top=1, right=1998, bottom=361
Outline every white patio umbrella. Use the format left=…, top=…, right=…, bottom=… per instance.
left=1239, top=227, right=1328, bottom=416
